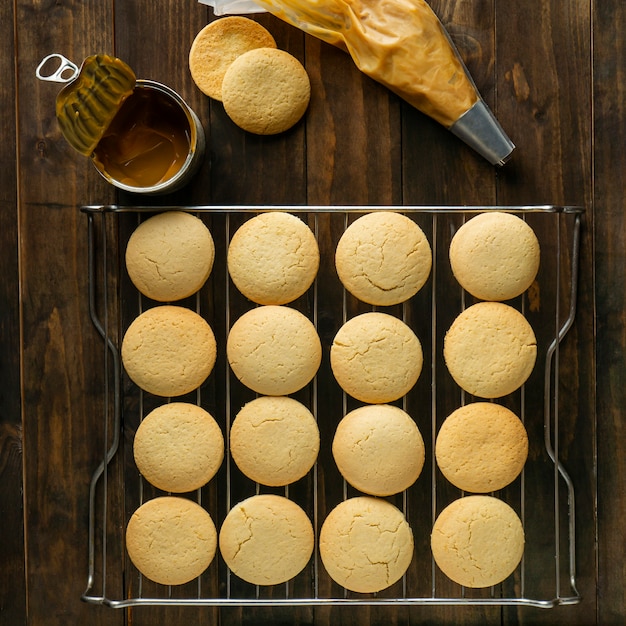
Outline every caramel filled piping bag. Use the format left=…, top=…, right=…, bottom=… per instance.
left=254, top=0, right=514, bottom=165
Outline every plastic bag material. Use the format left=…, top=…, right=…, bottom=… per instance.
left=252, top=0, right=514, bottom=164
left=197, top=0, right=267, bottom=16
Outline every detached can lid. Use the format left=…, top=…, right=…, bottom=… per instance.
left=449, top=100, right=515, bottom=166
left=36, top=53, right=136, bottom=156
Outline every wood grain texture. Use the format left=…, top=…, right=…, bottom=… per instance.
left=594, top=1, right=626, bottom=625
left=16, top=1, right=119, bottom=625
left=494, top=3, right=595, bottom=624
left=3, top=0, right=617, bottom=624
left=0, top=0, right=25, bottom=622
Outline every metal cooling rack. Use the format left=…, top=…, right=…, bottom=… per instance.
left=80, top=205, right=583, bottom=609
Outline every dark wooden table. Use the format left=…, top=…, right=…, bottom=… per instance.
left=1, top=0, right=623, bottom=624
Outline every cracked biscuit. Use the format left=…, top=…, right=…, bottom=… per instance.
left=189, top=17, right=277, bottom=101
left=431, top=495, right=524, bottom=588
left=228, top=212, right=319, bottom=305
left=227, top=305, right=321, bottom=396
left=330, top=312, right=423, bottom=403
left=332, top=404, right=425, bottom=496
left=219, top=494, right=314, bottom=585
left=319, top=496, right=414, bottom=593
left=126, top=496, right=217, bottom=585
left=125, top=211, right=215, bottom=302
left=230, top=396, right=319, bottom=486
left=335, top=211, right=432, bottom=306
left=121, top=305, right=217, bottom=397
left=449, top=211, right=540, bottom=301
left=443, top=302, right=536, bottom=398
left=133, top=402, right=224, bottom=493
left=435, top=402, right=528, bottom=493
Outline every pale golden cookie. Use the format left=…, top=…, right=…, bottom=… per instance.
left=125, top=211, right=215, bottom=302
left=449, top=211, right=540, bottom=301
left=228, top=212, right=319, bottom=305
left=435, top=402, right=528, bottom=493
left=332, top=404, right=425, bottom=496
left=126, top=496, right=217, bottom=585
left=319, top=496, right=414, bottom=593
left=219, top=494, right=314, bottom=585
left=335, top=212, right=432, bottom=305
left=133, top=402, right=224, bottom=493
left=443, top=302, right=536, bottom=398
left=221, top=47, right=310, bottom=135
left=227, top=305, right=321, bottom=396
left=230, top=396, right=319, bottom=486
left=431, top=495, right=524, bottom=588
left=189, top=17, right=276, bottom=100
left=330, top=312, right=423, bottom=403
left=121, top=305, right=217, bottom=397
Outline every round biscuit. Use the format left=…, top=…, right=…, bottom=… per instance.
left=125, top=211, right=215, bottom=302
left=319, top=496, right=414, bottom=593
left=219, top=494, right=314, bottom=585
left=126, top=496, right=217, bottom=585
left=330, top=312, right=423, bottom=403
left=228, top=212, right=319, bottom=305
left=335, top=212, right=432, bottom=305
left=332, top=404, right=425, bottom=496
left=121, top=305, right=217, bottom=397
left=449, top=212, right=540, bottom=301
left=189, top=17, right=276, bottom=100
left=443, top=302, right=537, bottom=398
left=227, top=305, right=321, bottom=396
left=230, top=396, right=319, bottom=486
left=431, top=495, right=525, bottom=588
left=133, top=402, right=224, bottom=493
left=221, top=47, right=310, bottom=135
left=435, top=402, right=528, bottom=492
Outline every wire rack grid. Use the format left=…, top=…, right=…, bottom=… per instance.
left=80, top=204, right=583, bottom=609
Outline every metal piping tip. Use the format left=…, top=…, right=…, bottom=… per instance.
left=449, top=100, right=515, bottom=166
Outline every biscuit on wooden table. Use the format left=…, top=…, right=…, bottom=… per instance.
left=189, top=16, right=276, bottom=100
left=221, top=47, right=310, bottom=135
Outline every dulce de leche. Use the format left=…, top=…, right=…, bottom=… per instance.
left=92, top=85, right=192, bottom=188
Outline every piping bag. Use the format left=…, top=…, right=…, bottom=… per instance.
left=251, top=0, right=514, bottom=165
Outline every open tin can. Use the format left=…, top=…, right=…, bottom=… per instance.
left=37, top=54, right=205, bottom=195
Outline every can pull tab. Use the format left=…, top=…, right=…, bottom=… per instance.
left=35, top=53, right=136, bottom=156
left=36, top=54, right=80, bottom=83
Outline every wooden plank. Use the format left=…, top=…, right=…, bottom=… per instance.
left=16, top=0, right=120, bottom=624
left=9, top=0, right=608, bottom=624
left=0, top=0, right=26, bottom=623
left=494, top=1, right=596, bottom=624
left=593, top=1, right=626, bottom=624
